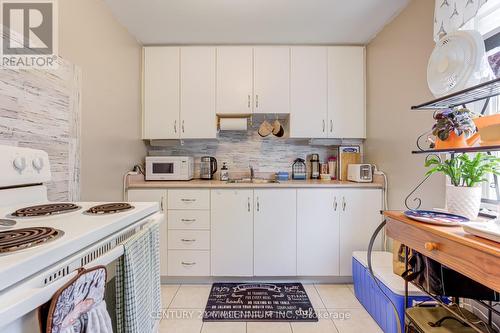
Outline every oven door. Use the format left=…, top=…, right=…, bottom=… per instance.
left=146, top=159, right=181, bottom=180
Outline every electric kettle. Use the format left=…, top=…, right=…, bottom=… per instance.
left=200, top=156, right=217, bottom=180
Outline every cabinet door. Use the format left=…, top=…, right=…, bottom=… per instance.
left=254, top=189, right=296, bottom=276
left=339, top=189, right=382, bottom=276
left=211, top=189, right=254, bottom=276
left=290, top=47, right=328, bottom=138
left=127, top=189, right=168, bottom=276
left=253, top=47, right=290, bottom=114
left=143, top=47, right=180, bottom=139
left=216, top=47, right=253, bottom=114
left=180, top=47, right=217, bottom=139
left=328, top=47, right=366, bottom=138
left=297, top=189, right=340, bottom=276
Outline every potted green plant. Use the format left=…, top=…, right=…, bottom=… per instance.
left=425, top=153, right=500, bottom=220
left=431, top=108, right=479, bottom=149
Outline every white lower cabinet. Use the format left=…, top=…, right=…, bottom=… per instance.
left=211, top=189, right=254, bottom=276
left=126, top=189, right=168, bottom=276
left=338, top=189, right=383, bottom=276
left=254, top=189, right=297, bottom=276
left=297, top=189, right=340, bottom=276
left=128, top=187, right=381, bottom=278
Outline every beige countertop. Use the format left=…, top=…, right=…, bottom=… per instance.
left=127, top=175, right=383, bottom=189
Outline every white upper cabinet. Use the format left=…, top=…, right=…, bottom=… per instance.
left=253, top=47, right=290, bottom=114
left=143, top=47, right=180, bottom=139
left=180, top=47, right=217, bottom=139
left=328, top=47, right=366, bottom=138
left=289, top=47, right=328, bottom=138
left=253, top=189, right=296, bottom=276
left=216, top=47, right=253, bottom=115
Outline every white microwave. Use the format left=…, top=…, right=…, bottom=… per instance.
left=145, top=156, right=194, bottom=181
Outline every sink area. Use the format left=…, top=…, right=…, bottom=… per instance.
left=226, top=178, right=280, bottom=184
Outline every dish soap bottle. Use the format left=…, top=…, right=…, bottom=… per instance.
left=220, top=162, right=229, bottom=181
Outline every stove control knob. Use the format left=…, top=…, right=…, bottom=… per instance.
left=13, top=157, right=26, bottom=172
left=32, top=157, right=44, bottom=171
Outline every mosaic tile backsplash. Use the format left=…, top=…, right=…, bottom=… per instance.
left=148, top=115, right=358, bottom=178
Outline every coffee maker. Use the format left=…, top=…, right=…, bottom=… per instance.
left=200, top=156, right=218, bottom=180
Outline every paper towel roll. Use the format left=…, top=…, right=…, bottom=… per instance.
left=219, top=118, right=248, bottom=131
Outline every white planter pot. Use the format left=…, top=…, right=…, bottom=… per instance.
left=446, top=185, right=482, bottom=220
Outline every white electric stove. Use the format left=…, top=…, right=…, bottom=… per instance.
left=0, top=145, right=162, bottom=333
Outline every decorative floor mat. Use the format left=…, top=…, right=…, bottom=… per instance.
left=203, top=282, right=318, bottom=322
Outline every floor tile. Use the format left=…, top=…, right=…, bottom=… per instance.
left=247, top=322, right=292, bottom=333
left=161, top=284, right=180, bottom=308
left=330, top=308, right=383, bottom=333
left=291, top=318, right=338, bottom=333
left=304, top=284, right=326, bottom=310
left=314, top=284, right=362, bottom=309
left=201, top=321, right=246, bottom=333
left=158, top=308, right=203, bottom=333
left=170, top=284, right=212, bottom=309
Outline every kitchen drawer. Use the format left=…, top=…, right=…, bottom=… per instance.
left=168, top=230, right=210, bottom=250
left=168, top=210, right=210, bottom=230
left=168, top=250, right=210, bottom=276
left=168, top=189, right=210, bottom=210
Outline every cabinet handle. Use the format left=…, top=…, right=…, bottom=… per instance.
left=181, top=261, right=196, bottom=266
left=247, top=95, right=251, bottom=108
left=247, top=197, right=251, bottom=212
left=181, top=198, right=196, bottom=202
left=342, top=197, right=346, bottom=212
left=174, top=120, right=177, bottom=133
left=256, top=197, right=260, bottom=212
left=255, top=95, right=259, bottom=108
left=322, top=120, right=325, bottom=133
left=181, top=218, right=196, bottom=223
left=182, top=120, right=185, bottom=133
left=160, top=197, right=164, bottom=211
left=330, top=120, right=333, bottom=133
left=333, top=197, right=337, bottom=211
left=181, top=238, right=196, bottom=243
left=424, top=242, right=438, bottom=252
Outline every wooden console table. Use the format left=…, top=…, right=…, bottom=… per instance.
left=384, top=211, right=500, bottom=292
left=384, top=211, right=500, bottom=332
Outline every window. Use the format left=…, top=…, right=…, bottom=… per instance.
left=461, top=0, right=500, bottom=206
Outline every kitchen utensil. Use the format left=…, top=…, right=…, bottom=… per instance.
left=310, top=154, right=320, bottom=180
left=200, top=156, right=218, bottom=180
left=292, top=158, right=306, bottom=180
left=258, top=119, right=273, bottom=137
left=328, top=157, right=337, bottom=180
left=272, top=119, right=284, bottom=137
left=427, top=30, right=487, bottom=97
left=404, top=210, right=469, bottom=226
left=338, top=146, right=360, bottom=181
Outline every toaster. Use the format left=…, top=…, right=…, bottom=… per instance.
left=347, top=164, right=373, bottom=183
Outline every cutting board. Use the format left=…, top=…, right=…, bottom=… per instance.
left=339, top=147, right=361, bottom=180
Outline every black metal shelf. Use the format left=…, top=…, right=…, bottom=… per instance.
left=411, top=78, right=500, bottom=110
left=412, top=144, right=500, bottom=154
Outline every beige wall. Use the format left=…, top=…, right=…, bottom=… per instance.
left=365, top=0, right=445, bottom=210
left=59, top=0, right=146, bottom=201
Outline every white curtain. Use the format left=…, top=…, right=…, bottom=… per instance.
left=434, top=0, right=488, bottom=42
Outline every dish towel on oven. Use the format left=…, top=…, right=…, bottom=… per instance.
left=60, top=301, right=113, bottom=333
left=115, top=221, right=161, bottom=333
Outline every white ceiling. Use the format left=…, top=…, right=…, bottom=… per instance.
left=103, top=0, right=410, bottom=45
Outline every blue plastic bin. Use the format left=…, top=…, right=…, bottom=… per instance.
left=352, top=251, right=430, bottom=333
